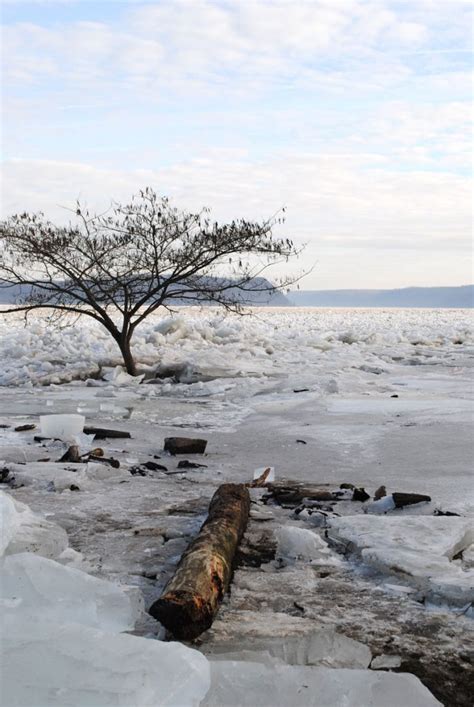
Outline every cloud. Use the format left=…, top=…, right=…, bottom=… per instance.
left=1, top=0, right=471, bottom=288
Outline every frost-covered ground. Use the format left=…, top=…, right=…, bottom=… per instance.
left=1, top=307, right=473, bottom=706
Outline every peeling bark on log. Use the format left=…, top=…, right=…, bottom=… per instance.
left=148, top=483, right=250, bottom=640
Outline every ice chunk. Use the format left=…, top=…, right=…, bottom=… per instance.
left=207, top=629, right=371, bottom=669
left=328, top=515, right=474, bottom=604
left=371, top=654, right=402, bottom=670
left=202, top=661, right=441, bottom=706
left=40, top=414, right=85, bottom=441
left=0, top=491, right=68, bottom=559
left=462, top=543, right=474, bottom=568
left=276, top=526, right=335, bottom=564
left=366, top=495, right=396, bottom=514
left=1, top=552, right=140, bottom=632
left=2, top=613, right=210, bottom=707
left=103, top=365, right=144, bottom=385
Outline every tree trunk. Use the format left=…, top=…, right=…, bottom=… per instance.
left=118, top=335, right=137, bottom=376
left=148, top=483, right=250, bottom=640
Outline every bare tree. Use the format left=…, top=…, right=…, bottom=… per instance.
left=0, top=188, right=302, bottom=376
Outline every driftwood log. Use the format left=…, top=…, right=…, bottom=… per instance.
left=148, top=483, right=250, bottom=639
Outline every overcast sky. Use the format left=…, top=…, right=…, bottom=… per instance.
left=1, top=0, right=472, bottom=289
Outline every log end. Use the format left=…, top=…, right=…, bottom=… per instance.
left=149, top=590, right=214, bottom=640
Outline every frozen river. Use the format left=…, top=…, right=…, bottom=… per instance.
left=1, top=307, right=473, bottom=706
left=1, top=307, right=473, bottom=511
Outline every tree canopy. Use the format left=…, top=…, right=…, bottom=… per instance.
left=0, top=188, right=302, bottom=375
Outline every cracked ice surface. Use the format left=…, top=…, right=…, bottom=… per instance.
left=328, top=515, right=474, bottom=604
left=202, top=661, right=442, bottom=707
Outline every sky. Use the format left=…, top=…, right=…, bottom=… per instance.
left=1, top=0, right=472, bottom=290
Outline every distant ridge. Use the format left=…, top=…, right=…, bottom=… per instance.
left=289, top=285, right=474, bottom=309
left=0, top=276, right=291, bottom=307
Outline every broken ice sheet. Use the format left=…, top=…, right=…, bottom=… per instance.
left=328, top=515, right=474, bottom=604
left=2, top=613, right=210, bottom=707
left=1, top=552, right=141, bottom=632
left=0, top=491, right=68, bottom=559
left=206, top=628, right=372, bottom=669
left=202, top=661, right=441, bottom=706
left=276, top=525, right=339, bottom=565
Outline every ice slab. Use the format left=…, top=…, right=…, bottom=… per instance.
left=276, top=526, right=337, bottom=564
left=1, top=552, right=140, bottom=632
left=40, top=414, right=85, bottom=440
left=328, top=515, right=474, bottom=604
left=371, top=654, right=402, bottom=670
left=2, top=613, right=210, bottom=707
left=207, top=629, right=372, bottom=669
left=103, top=365, right=144, bottom=386
left=0, top=491, right=68, bottom=559
left=202, top=661, right=441, bottom=706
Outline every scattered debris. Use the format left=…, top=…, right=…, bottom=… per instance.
left=129, top=466, right=148, bottom=477
left=250, top=468, right=272, bottom=487
left=14, top=424, right=36, bottom=432
left=57, top=445, right=81, bottom=463
left=352, top=487, right=371, bottom=502
left=433, top=509, right=461, bottom=517
left=143, top=461, right=168, bottom=472
left=392, top=492, right=431, bottom=508
left=0, top=467, right=11, bottom=483
left=266, top=481, right=342, bottom=507
left=164, top=437, right=207, bottom=455
left=177, top=460, right=208, bottom=469
left=293, top=388, right=309, bottom=393
left=83, top=426, right=131, bottom=439
left=296, top=439, right=307, bottom=444
left=89, top=455, right=120, bottom=469
left=89, top=448, right=104, bottom=457
left=391, top=394, right=399, bottom=398
left=374, top=485, right=387, bottom=501
left=69, top=484, right=80, bottom=491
